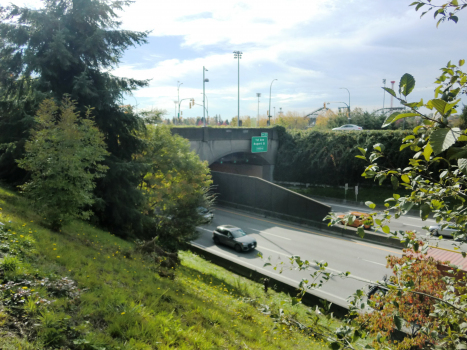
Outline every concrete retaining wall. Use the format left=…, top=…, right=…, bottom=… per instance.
left=212, top=171, right=331, bottom=223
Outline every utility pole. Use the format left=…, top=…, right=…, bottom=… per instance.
left=382, top=79, right=386, bottom=112
left=203, top=66, right=209, bottom=127
left=233, top=51, right=243, bottom=127
left=177, top=81, right=183, bottom=119
left=256, top=93, right=261, bottom=124
left=268, top=79, right=277, bottom=126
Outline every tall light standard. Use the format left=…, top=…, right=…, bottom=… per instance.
left=339, top=87, right=350, bottom=120
left=268, top=79, right=278, bottom=126
left=382, top=79, right=386, bottom=112
left=233, top=51, right=242, bottom=126
left=173, top=100, right=177, bottom=121
left=273, top=107, right=276, bottom=121
left=256, top=93, right=261, bottom=124
left=203, top=66, right=209, bottom=127
left=200, top=92, right=209, bottom=121
left=177, top=81, right=183, bottom=118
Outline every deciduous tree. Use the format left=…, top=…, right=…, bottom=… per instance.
left=17, top=96, right=108, bottom=231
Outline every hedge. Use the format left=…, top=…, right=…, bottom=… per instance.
left=273, top=126, right=412, bottom=186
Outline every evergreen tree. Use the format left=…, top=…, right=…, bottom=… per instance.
left=0, top=0, right=149, bottom=235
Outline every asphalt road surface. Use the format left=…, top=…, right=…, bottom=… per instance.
left=318, top=198, right=467, bottom=252
left=193, top=207, right=402, bottom=308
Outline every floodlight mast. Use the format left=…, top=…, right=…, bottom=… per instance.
left=233, top=51, right=242, bottom=127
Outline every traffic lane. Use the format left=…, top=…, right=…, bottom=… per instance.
left=193, top=208, right=399, bottom=303
left=192, top=229, right=369, bottom=306
left=325, top=200, right=464, bottom=250
left=211, top=207, right=399, bottom=278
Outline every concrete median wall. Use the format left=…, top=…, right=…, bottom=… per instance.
left=212, top=171, right=331, bottom=223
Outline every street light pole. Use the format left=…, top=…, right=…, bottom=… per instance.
left=173, top=100, right=177, bottom=121
left=268, top=79, right=277, bottom=126
left=339, top=87, right=350, bottom=120
left=177, top=81, right=183, bottom=119
left=233, top=51, right=243, bottom=127
left=274, top=107, right=276, bottom=121
left=200, top=92, right=209, bottom=121
left=203, top=66, right=209, bottom=127
left=256, top=93, right=261, bottom=124
left=382, top=79, right=386, bottom=112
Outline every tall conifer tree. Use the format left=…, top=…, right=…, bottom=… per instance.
left=0, top=0, right=149, bottom=235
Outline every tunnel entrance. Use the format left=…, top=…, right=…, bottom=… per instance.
left=209, top=152, right=274, bottom=180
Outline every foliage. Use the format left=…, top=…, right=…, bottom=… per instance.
left=0, top=184, right=347, bottom=349
left=275, top=111, right=310, bottom=130
left=0, top=0, right=149, bottom=236
left=17, top=97, right=108, bottom=231
left=274, top=126, right=411, bottom=186
left=354, top=246, right=465, bottom=350
left=411, top=0, right=467, bottom=26
left=135, top=125, right=213, bottom=250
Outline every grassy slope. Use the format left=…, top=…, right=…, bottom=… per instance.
left=0, top=185, right=355, bottom=349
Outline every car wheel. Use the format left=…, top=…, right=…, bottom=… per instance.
left=235, top=244, right=242, bottom=253
left=213, top=236, right=220, bottom=244
left=431, top=230, right=439, bottom=237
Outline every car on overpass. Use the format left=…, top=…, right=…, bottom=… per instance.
left=332, top=124, right=363, bottom=131
left=212, top=225, right=257, bottom=252
left=429, top=224, right=459, bottom=238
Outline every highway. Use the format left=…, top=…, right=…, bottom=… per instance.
left=319, top=198, right=467, bottom=252
left=193, top=207, right=402, bottom=308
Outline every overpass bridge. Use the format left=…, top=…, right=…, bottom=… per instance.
left=171, top=127, right=279, bottom=181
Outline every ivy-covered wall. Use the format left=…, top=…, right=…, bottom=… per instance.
left=273, top=126, right=412, bottom=186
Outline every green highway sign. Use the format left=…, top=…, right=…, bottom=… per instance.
left=251, top=136, right=268, bottom=153
left=261, top=132, right=268, bottom=137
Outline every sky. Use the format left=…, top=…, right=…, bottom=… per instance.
left=3, top=0, right=467, bottom=121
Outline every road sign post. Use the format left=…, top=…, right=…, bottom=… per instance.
left=251, top=136, right=268, bottom=153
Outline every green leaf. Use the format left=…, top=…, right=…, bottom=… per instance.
left=357, top=147, right=366, bottom=155
left=355, top=155, right=366, bottom=160
left=382, top=113, right=419, bottom=128
left=393, top=193, right=400, bottom=200
left=420, top=203, right=431, bottom=220
left=460, top=59, right=465, bottom=67
left=458, top=159, right=467, bottom=175
left=382, top=226, right=390, bottom=234
left=431, top=99, right=447, bottom=115
left=447, top=146, right=467, bottom=160
left=399, top=73, right=416, bottom=97
left=423, top=143, right=433, bottom=161
left=263, top=263, right=272, bottom=267
left=394, top=315, right=403, bottom=330
left=373, top=143, right=385, bottom=152
left=431, top=128, right=461, bottom=154
left=365, top=201, right=376, bottom=209
left=401, top=174, right=410, bottom=183
left=357, top=226, right=365, bottom=238
left=382, top=87, right=397, bottom=98
left=330, top=342, right=341, bottom=350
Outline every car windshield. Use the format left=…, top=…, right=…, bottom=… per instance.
left=197, top=207, right=208, bottom=214
left=231, top=229, right=246, bottom=238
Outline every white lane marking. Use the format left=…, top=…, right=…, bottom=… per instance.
left=259, top=247, right=374, bottom=283
left=191, top=242, right=347, bottom=302
left=358, top=258, right=386, bottom=267
left=197, top=227, right=213, bottom=233
left=249, top=228, right=291, bottom=240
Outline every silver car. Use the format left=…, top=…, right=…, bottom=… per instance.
left=212, top=225, right=257, bottom=252
left=429, top=224, right=457, bottom=237
left=332, top=124, right=363, bottom=131
left=197, top=207, right=214, bottom=224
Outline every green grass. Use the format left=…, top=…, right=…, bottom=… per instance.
left=0, top=185, right=368, bottom=349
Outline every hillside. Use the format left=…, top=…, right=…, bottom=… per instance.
left=0, top=185, right=351, bottom=349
